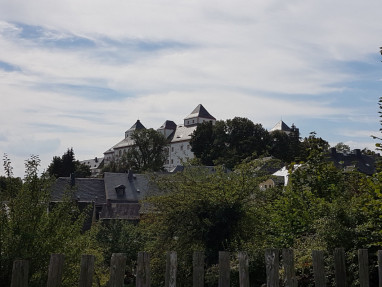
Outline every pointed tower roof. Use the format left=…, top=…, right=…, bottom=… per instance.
left=125, top=120, right=146, bottom=138
left=270, top=120, right=291, bottom=132
left=158, top=120, right=177, bottom=130
left=184, top=104, right=216, bottom=120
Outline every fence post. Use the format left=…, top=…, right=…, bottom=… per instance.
left=265, top=249, right=279, bottom=287
left=165, top=251, right=177, bottom=287
left=79, top=254, right=95, bottom=287
left=109, top=253, right=127, bottom=287
left=137, top=251, right=150, bottom=287
left=358, top=249, right=369, bottom=287
left=334, top=248, right=346, bottom=287
left=193, top=251, right=204, bottom=287
left=312, top=250, right=326, bottom=287
left=219, top=251, right=230, bottom=287
left=11, top=260, right=29, bottom=287
left=282, top=248, right=297, bottom=287
left=238, top=251, right=249, bottom=287
left=46, top=254, right=65, bottom=287
left=378, top=250, right=382, bottom=287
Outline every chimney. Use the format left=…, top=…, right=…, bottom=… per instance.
left=355, top=149, right=361, bottom=157
left=128, top=170, right=134, bottom=182
left=330, top=147, right=337, bottom=156
left=70, top=173, right=75, bottom=187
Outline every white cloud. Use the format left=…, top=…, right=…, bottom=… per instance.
left=0, top=0, right=381, bottom=177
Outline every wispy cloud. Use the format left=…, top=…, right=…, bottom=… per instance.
left=0, top=0, right=381, bottom=176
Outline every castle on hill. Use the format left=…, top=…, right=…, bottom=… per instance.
left=103, top=104, right=217, bottom=171
left=98, top=104, right=297, bottom=172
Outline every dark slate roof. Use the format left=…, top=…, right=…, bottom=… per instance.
left=328, top=148, right=376, bottom=175
left=270, top=120, right=291, bottom=132
left=51, top=177, right=106, bottom=205
left=99, top=202, right=140, bottom=220
left=125, top=120, right=146, bottom=134
left=103, top=172, right=152, bottom=202
left=184, top=104, right=216, bottom=120
left=158, top=120, right=177, bottom=130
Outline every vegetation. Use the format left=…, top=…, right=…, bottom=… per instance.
left=103, top=128, right=167, bottom=173
left=47, top=148, right=91, bottom=178
left=1, top=98, right=381, bottom=286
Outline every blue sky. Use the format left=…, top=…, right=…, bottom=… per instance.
left=0, top=0, right=381, bottom=177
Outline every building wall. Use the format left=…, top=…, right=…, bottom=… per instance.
left=164, top=141, right=194, bottom=169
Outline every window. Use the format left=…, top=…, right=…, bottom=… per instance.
left=171, top=147, right=174, bottom=152
left=166, top=160, right=169, bottom=164
left=187, top=145, right=190, bottom=150
left=171, top=159, right=173, bottom=164
left=180, top=145, right=183, bottom=150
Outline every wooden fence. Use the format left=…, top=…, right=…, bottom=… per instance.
left=10, top=248, right=382, bottom=287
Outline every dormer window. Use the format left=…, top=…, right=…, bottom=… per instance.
left=115, top=184, right=126, bottom=197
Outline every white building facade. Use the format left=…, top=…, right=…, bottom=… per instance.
left=103, top=104, right=216, bottom=171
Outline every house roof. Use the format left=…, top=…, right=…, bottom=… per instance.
left=270, top=120, right=291, bottom=132
left=168, top=124, right=197, bottom=143
left=328, top=148, right=376, bottom=175
left=184, top=104, right=216, bottom=120
left=103, top=172, right=152, bottom=202
left=51, top=177, right=106, bottom=205
left=80, top=157, right=104, bottom=169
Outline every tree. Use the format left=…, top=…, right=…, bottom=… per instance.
left=334, top=142, right=351, bottom=153
left=47, top=148, right=91, bottom=178
left=126, top=128, right=168, bottom=172
left=0, top=155, right=103, bottom=286
left=190, top=117, right=271, bottom=169
left=140, top=159, right=282, bottom=285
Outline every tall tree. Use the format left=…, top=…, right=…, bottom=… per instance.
left=125, top=128, right=168, bottom=172
left=47, top=148, right=91, bottom=178
left=190, top=117, right=271, bottom=169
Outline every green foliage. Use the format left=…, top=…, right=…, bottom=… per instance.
left=190, top=117, right=272, bottom=169
left=126, top=128, right=168, bottom=172
left=141, top=159, right=282, bottom=285
left=103, top=129, right=167, bottom=173
left=0, top=155, right=102, bottom=287
left=47, top=148, right=91, bottom=178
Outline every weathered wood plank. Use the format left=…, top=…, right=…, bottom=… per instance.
left=282, top=249, right=297, bottom=287
left=109, top=253, right=127, bottom=287
left=334, top=248, right=347, bottom=287
left=11, top=260, right=29, bottom=287
left=165, top=251, right=177, bottom=287
left=358, top=249, right=369, bottom=287
left=312, top=250, right=326, bottom=287
left=265, top=248, right=279, bottom=287
left=218, top=251, right=230, bottom=287
left=78, top=254, right=95, bottom=287
left=137, top=251, right=150, bottom=287
left=378, top=250, right=382, bottom=287
left=238, top=251, right=249, bottom=287
left=46, top=254, right=65, bottom=287
left=192, top=251, right=204, bottom=287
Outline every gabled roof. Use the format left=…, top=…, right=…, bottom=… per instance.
left=270, top=120, right=291, bottom=132
left=51, top=177, right=106, bottom=205
left=168, top=124, right=197, bottom=143
left=103, top=172, right=152, bottom=202
left=184, top=104, right=216, bottom=120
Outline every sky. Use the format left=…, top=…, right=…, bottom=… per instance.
left=0, top=0, right=381, bottom=178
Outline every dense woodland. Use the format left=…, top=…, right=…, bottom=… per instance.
left=0, top=100, right=382, bottom=286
